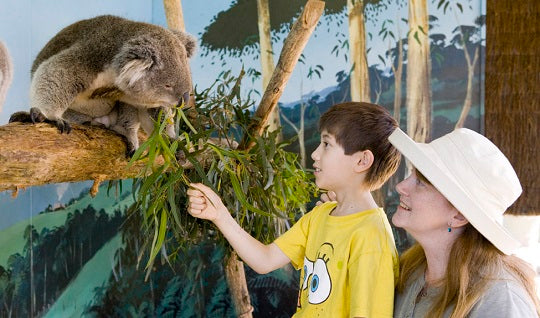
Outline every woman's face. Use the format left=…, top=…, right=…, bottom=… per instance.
left=392, top=169, right=458, bottom=237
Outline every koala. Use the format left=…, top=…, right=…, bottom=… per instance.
left=0, top=41, right=13, bottom=114
left=9, top=15, right=196, bottom=156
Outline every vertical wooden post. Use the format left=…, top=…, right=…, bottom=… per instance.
left=485, top=0, right=538, bottom=215
left=225, top=252, right=254, bottom=318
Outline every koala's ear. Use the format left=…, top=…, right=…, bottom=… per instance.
left=114, top=37, right=158, bottom=86
left=171, top=30, right=197, bottom=58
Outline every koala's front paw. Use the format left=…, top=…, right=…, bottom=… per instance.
left=9, top=111, right=32, bottom=123
left=125, top=143, right=136, bottom=159
left=27, top=107, right=71, bottom=133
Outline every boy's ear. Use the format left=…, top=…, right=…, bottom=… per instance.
left=353, top=150, right=374, bottom=173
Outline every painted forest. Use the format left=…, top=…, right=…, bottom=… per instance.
left=0, top=0, right=487, bottom=317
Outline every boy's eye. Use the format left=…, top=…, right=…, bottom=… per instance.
left=322, top=142, right=329, bottom=147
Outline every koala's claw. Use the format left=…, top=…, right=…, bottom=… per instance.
left=125, top=144, right=136, bottom=159
left=55, top=120, right=72, bottom=134
left=29, top=107, right=46, bottom=124
left=181, top=92, right=190, bottom=106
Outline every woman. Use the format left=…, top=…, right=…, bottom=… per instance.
left=388, top=128, right=539, bottom=317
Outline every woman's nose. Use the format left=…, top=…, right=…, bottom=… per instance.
left=395, top=178, right=408, bottom=195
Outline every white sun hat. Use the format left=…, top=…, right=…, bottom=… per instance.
left=388, top=128, right=523, bottom=255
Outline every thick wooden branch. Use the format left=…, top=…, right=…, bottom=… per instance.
left=240, top=0, right=325, bottom=149
left=0, top=122, right=162, bottom=193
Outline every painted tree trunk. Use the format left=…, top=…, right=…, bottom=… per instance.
left=162, top=0, right=185, bottom=31
left=455, top=45, right=479, bottom=128
left=162, top=0, right=195, bottom=109
left=348, top=0, right=370, bottom=102
left=257, top=0, right=282, bottom=137
left=299, top=103, right=306, bottom=169
left=393, top=36, right=404, bottom=125
left=406, top=0, right=432, bottom=145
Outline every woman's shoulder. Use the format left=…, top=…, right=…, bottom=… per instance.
left=470, top=271, right=538, bottom=318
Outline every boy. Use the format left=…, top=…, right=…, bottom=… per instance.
left=187, top=102, right=401, bottom=317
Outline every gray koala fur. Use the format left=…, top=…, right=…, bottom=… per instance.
left=11, top=15, right=196, bottom=156
left=0, top=41, right=13, bottom=115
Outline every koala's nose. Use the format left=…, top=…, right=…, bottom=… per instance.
left=179, top=92, right=190, bottom=106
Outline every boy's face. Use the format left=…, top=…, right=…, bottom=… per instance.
left=311, top=130, right=358, bottom=191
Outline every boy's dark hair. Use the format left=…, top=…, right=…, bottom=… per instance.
left=319, top=102, right=401, bottom=190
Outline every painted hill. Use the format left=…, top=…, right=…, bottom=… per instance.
left=0, top=185, right=133, bottom=267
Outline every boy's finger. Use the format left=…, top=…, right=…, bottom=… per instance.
left=186, top=188, right=200, bottom=196
left=188, top=207, right=202, bottom=216
left=189, top=183, right=219, bottom=208
left=188, top=195, right=205, bottom=204
left=328, top=191, right=337, bottom=201
left=189, top=203, right=206, bottom=211
left=189, top=183, right=211, bottom=192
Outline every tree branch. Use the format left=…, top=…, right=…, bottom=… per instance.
left=0, top=122, right=161, bottom=193
left=240, top=0, right=325, bottom=150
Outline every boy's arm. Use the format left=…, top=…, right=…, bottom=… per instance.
left=187, top=183, right=290, bottom=274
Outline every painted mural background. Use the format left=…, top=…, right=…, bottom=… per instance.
left=0, top=0, right=485, bottom=316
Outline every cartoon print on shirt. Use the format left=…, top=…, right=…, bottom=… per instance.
left=299, top=242, right=334, bottom=307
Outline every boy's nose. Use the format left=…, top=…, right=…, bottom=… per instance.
left=311, top=145, right=320, bottom=160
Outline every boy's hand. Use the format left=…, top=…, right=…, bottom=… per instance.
left=187, top=183, right=227, bottom=222
left=315, top=190, right=337, bottom=206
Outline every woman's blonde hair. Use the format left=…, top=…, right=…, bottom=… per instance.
left=397, top=225, right=540, bottom=317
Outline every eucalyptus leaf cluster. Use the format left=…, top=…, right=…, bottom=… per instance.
left=128, top=70, right=317, bottom=274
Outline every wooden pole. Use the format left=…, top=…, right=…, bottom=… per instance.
left=485, top=0, right=539, bottom=215
left=240, top=0, right=325, bottom=150
left=225, top=252, right=254, bottom=318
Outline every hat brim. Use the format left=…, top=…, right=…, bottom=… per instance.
left=389, top=129, right=521, bottom=255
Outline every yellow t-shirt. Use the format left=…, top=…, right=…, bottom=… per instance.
left=274, top=202, right=398, bottom=318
